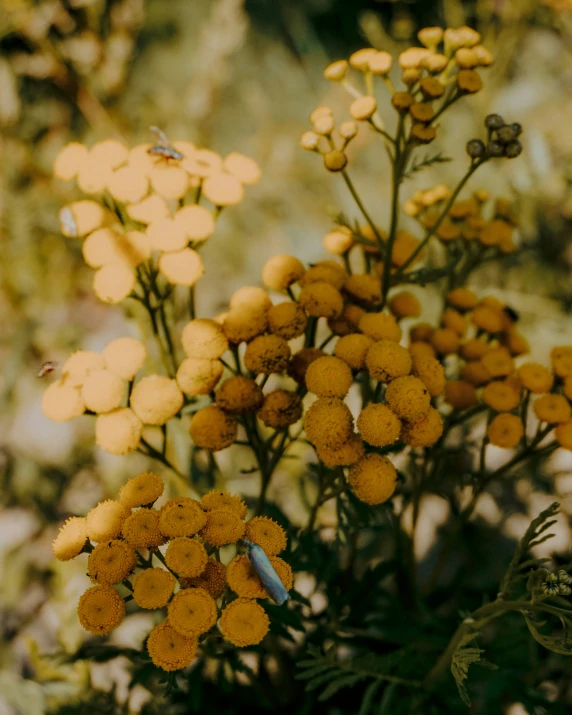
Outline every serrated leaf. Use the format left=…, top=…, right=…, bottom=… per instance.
left=359, top=680, right=383, bottom=715
left=318, top=673, right=364, bottom=701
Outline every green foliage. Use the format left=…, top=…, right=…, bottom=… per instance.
left=402, top=152, right=452, bottom=181
left=450, top=632, right=497, bottom=706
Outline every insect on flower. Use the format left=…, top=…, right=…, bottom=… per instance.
left=59, top=207, right=77, bottom=237
left=38, top=361, right=57, bottom=378
left=147, top=126, right=184, bottom=162
left=243, top=538, right=290, bottom=606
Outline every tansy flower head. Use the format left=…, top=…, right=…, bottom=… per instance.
left=430, top=328, right=460, bottom=356
left=243, top=335, right=291, bottom=375
left=215, top=376, right=264, bottom=414
left=92, top=263, right=136, bottom=304
left=441, top=309, right=467, bottom=337
left=385, top=376, right=431, bottom=423
left=80, top=369, right=124, bottom=414
left=257, top=389, right=303, bottom=428
left=444, top=380, right=478, bottom=410
left=358, top=312, right=402, bottom=342
left=223, top=308, right=268, bottom=344
left=41, top=381, right=85, bottom=423
left=316, top=433, right=365, bottom=468
left=555, top=421, right=572, bottom=451
left=61, top=350, right=105, bottom=388
left=551, top=346, right=572, bottom=379
left=305, top=356, right=353, bottom=399
left=122, top=509, right=164, bottom=548
left=348, top=454, right=397, bottom=505
left=304, top=397, right=354, bottom=448
left=244, top=516, right=287, bottom=556
left=78, top=586, right=125, bottom=635
left=159, top=249, right=204, bottom=286
left=181, top=319, right=228, bottom=360
left=95, top=408, right=143, bottom=455
left=323, top=227, right=354, bottom=255
left=168, top=588, right=217, bottom=638
left=357, top=404, right=401, bottom=447
left=329, top=304, right=365, bottom=336
left=227, top=555, right=268, bottom=599
left=262, top=254, right=305, bottom=291
left=300, top=262, right=346, bottom=291
left=481, top=347, right=514, bottom=378
left=177, top=358, right=223, bottom=397
left=409, top=323, right=434, bottom=343
left=160, top=499, right=207, bottom=538
left=180, top=558, right=227, bottom=599
left=147, top=621, right=198, bottom=671
left=220, top=598, right=270, bottom=647
left=482, top=381, right=520, bottom=412
left=201, top=490, right=248, bottom=519
left=130, top=375, right=183, bottom=426
left=230, top=286, right=272, bottom=313
left=344, top=274, right=382, bottom=308
left=133, top=568, right=176, bottom=609
left=102, top=337, right=146, bottom=381
left=366, top=340, right=412, bottom=383
left=460, top=338, right=488, bottom=361
left=54, top=142, right=89, bottom=181
left=165, top=537, right=208, bottom=578
left=534, top=395, right=571, bottom=424
left=52, top=517, right=88, bottom=561
left=409, top=342, right=436, bottom=361
left=388, top=292, right=421, bottom=319
left=471, top=305, right=504, bottom=334
left=402, top=407, right=444, bottom=448
left=267, top=302, right=307, bottom=340
left=201, top=508, right=246, bottom=547
left=189, top=406, right=238, bottom=451
left=503, top=330, right=530, bottom=357
left=299, top=282, right=344, bottom=318
left=461, top=361, right=492, bottom=387
left=287, top=348, right=326, bottom=384
left=88, top=540, right=136, bottom=585
left=86, top=500, right=131, bottom=542
left=411, top=356, right=446, bottom=397
left=334, top=334, right=373, bottom=371
left=119, top=472, right=164, bottom=508
left=487, top=413, right=524, bottom=448
left=174, top=204, right=215, bottom=242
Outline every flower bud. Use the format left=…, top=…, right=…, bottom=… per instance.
left=324, top=150, right=348, bottom=172
left=324, top=59, right=348, bottom=81
left=350, top=96, right=377, bottom=121
left=466, top=139, right=486, bottom=159
left=300, top=131, right=320, bottom=151
left=485, top=113, right=504, bottom=130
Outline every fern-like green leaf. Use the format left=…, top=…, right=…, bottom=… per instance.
left=450, top=632, right=496, bottom=706
left=402, top=152, right=452, bottom=181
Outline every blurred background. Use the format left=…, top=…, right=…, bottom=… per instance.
left=2, top=0, right=572, bottom=712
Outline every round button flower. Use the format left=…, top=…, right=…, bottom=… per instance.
left=122, top=509, right=164, bottom=548
left=482, top=381, right=520, bottom=412
left=262, top=254, right=305, bottom=291
left=95, top=408, right=143, bottom=455
left=334, top=334, right=373, bottom=371
left=487, top=413, right=524, bottom=448
left=517, top=363, right=554, bottom=394
left=267, top=302, right=307, bottom=340
left=243, top=335, right=291, bottom=375
left=86, top=500, right=131, bottom=542
left=159, top=499, right=207, bottom=538
left=305, top=356, right=353, bottom=398
left=41, top=381, right=85, bottom=422
left=201, top=490, right=247, bottom=519
left=52, top=517, right=88, bottom=561
left=102, top=337, right=147, bottom=381
left=177, top=358, right=223, bottom=397
left=257, top=390, right=303, bottom=428
left=80, top=369, right=125, bottom=414
left=227, top=555, right=268, bottom=599
left=534, top=395, right=571, bottom=424
left=444, top=380, right=478, bottom=410
left=147, top=621, right=198, bottom=671
left=189, top=406, right=238, bottom=451
left=299, top=282, right=344, bottom=318
left=244, top=517, right=287, bottom=556
left=130, top=375, right=184, bottom=426
left=201, top=508, right=246, bottom=547
left=304, top=398, right=354, bottom=448
left=316, top=433, right=365, bottom=468
left=87, top=540, right=137, bottom=585
left=165, top=537, right=208, bottom=578
left=180, top=558, right=227, bottom=599
left=78, top=586, right=125, bottom=635
left=118, top=472, right=164, bottom=508
left=181, top=319, right=229, bottom=359
left=401, top=407, right=443, bottom=447
left=357, top=404, right=401, bottom=447
left=215, top=377, right=264, bottom=413
left=385, top=376, right=431, bottom=423
left=348, top=454, right=397, bottom=505
left=220, top=598, right=270, bottom=647
left=359, top=313, right=401, bottom=342
left=366, top=341, right=412, bottom=383
left=133, top=568, right=176, bottom=609
left=168, top=588, right=218, bottom=637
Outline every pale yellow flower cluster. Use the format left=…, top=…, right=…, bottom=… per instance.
left=54, top=138, right=260, bottom=302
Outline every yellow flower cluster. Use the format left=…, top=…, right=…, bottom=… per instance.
left=54, top=137, right=260, bottom=302
left=302, top=26, right=492, bottom=168
left=53, top=475, right=292, bottom=670
left=404, top=189, right=517, bottom=255
left=40, top=338, right=191, bottom=455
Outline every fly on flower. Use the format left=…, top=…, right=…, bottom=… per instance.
left=148, top=126, right=184, bottom=162
left=243, top=539, right=290, bottom=606
left=38, top=361, right=57, bottom=378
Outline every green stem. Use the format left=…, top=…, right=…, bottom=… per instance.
left=340, top=170, right=386, bottom=257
